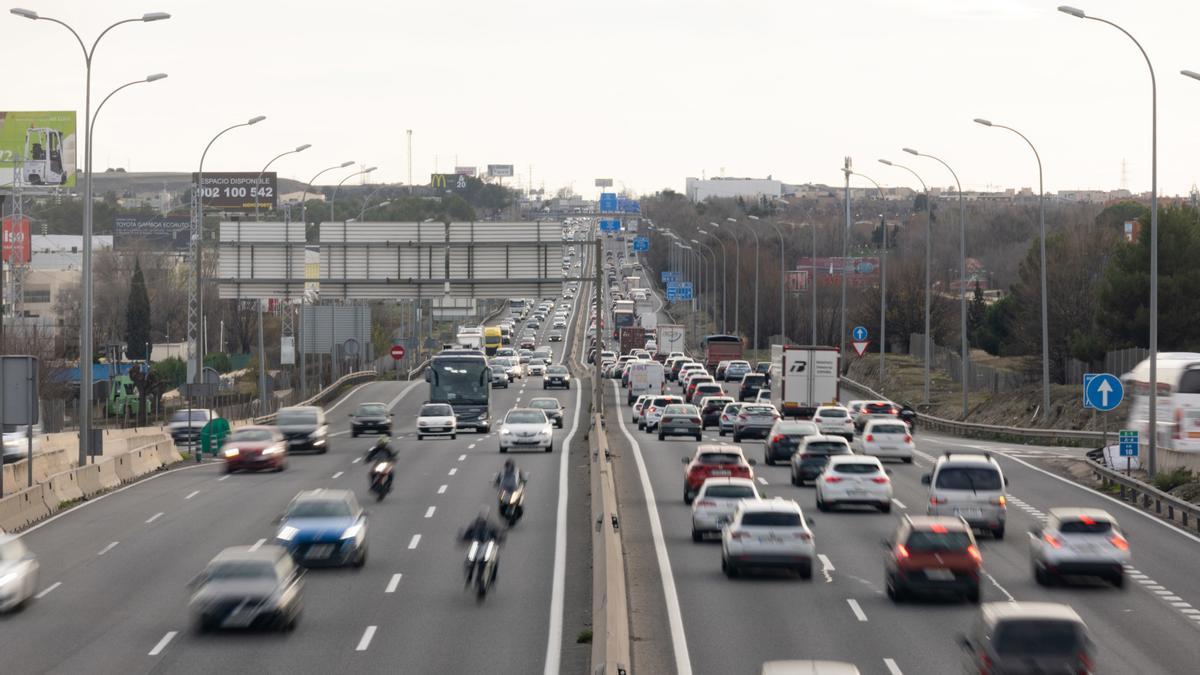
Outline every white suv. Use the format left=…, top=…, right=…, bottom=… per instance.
left=923, top=452, right=1008, bottom=539
left=1030, top=508, right=1130, bottom=587
left=815, top=455, right=893, bottom=513
left=813, top=405, right=854, bottom=441
left=690, top=477, right=761, bottom=542
left=721, top=498, right=815, bottom=580
left=855, top=418, right=915, bottom=462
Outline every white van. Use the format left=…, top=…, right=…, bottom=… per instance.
left=1123, top=353, right=1200, bottom=453
left=626, top=361, right=665, bottom=405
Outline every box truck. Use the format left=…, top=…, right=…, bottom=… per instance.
left=770, top=345, right=840, bottom=419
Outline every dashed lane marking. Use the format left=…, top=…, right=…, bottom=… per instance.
left=249, top=538, right=266, bottom=551
left=148, top=631, right=177, bottom=656
left=35, top=582, right=61, bottom=599
left=356, top=625, right=377, bottom=651
left=97, top=541, right=119, bottom=556
left=847, top=598, right=868, bottom=622
left=332, top=471, right=344, bottom=479
left=424, top=506, right=436, bottom=518
left=408, top=535, right=421, bottom=550
left=438, top=484, right=448, bottom=494
left=184, top=490, right=199, bottom=500
left=145, top=512, right=164, bottom=524
left=386, top=574, right=402, bottom=593
left=449, top=468, right=458, bottom=476
left=884, top=658, right=904, bottom=675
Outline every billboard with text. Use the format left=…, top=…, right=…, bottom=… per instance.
left=0, top=111, right=78, bottom=188
left=114, top=216, right=192, bottom=252
left=192, top=172, right=277, bottom=211
left=2, top=215, right=32, bottom=264
left=790, top=257, right=880, bottom=291
left=487, top=164, right=514, bottom=177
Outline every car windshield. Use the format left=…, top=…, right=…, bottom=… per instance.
left=804, top=442, right=849, bottom=455
left=992, top=621, right=1082, bottom=657
left=547, top=366, right=568, bottom=374
left=818, top=408, right=847, bottom=418
left=206, top=560, right=277, bottom=581
left=743, top=374, right=765, bottom=383
left=277, top=410, right=318, bottom=426
left=421, top=404, right=453, bottom=416
left=723, top=404, right=743, bottom=414
left=697, top=453, right=741, bottom=465
left=704, top=485, right=756, bottom=499
left=531, top=359, right=546, bottom=366
left=741, top=512, right=802, bottom=527
left=1060, top=519, right=1113, bottom=534
left=704, top=399, right=733, bottom=411
left=935, top=467, right=1003, bottom=491
left=833, top=463, right=881, bottom=475
left=356, top=404, right=387, bottom=416
left=664, top=406, right=693, bottom=415
left=905, top=530, right=972, bottom=552
left=871, top=424, right=908, bottom=434
left=743, top=406, right=774, bottom=415
left=170, top=410, right=210, bottom=423
left=865, top=403, right=896, bottom=414
left=287, top=500, right=353, bottom=519
left=529, top=399, right=558, bottom=410
left=779, top=423, right=817, bottom=435
left=229, top=429, right=273, bottom=443
left=506, top=411, right=546, bottom=424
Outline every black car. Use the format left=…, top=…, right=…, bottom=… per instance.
left=350, top=402, right=392, bottom=437
left=738, top=373, right=768, bottom=402
left=755, top=361, right=772, bottom=382
left=789, top=436, right=853, bottom=485
left=276, top=406, right=329, bottom=453
left=699, top=397, right=734, bottom=430
left=544, top=365, right=571, bottom=389
left=529, top=397, right=565, bottom=429
left=763, top=420, right=820, bottom=465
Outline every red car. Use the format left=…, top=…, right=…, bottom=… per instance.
left=681, top=444, right=756, bottom=504
left=221, top=426, right=288, bottom=473
left=885, top=515, right=982, bottom=603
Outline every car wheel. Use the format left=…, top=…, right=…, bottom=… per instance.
left=966, top=585, right=981, bottom=604
left=223, top=464, right=234, bottom=475
left=764, top=453, right=774, bottom=466
left=451, top=433, right=457, bottom=440
left=880, top=501, right=891, bottom=513
left=417, top=434, right=423, bottom=441
left=352, top=430, right=359, bottom=438
left=992, top=525, right=1006, bottom=540
left=319, top=446, right=328, bottom=454
left=285, top=611, right=300, bottom=631
left=1113, top=572, right=1126, bottom=589
left=557, top=421, right=564, bottom=429
left=887, top=576, right=905, bottom=603
left=719, top=429, right=726, bottom=437
left=638, top=422, right=645, bottom=431
left=658, top=433, right=665, bottom=441
left=790, top=470, right=799, bottom=486
left=816, top=493, right=829, bottom=512
left=355, top=546, right=367, bottom=568
left=694, top=433, right=702, bottom=441
left=683, top=489, right=694, bottom=505
left=499, top=446, right=508, bottom=453
left=691, top=529, right=702, bottom=543
left=545, top=442, right=553, bottom=453
left=722, top=556, right=738, bottom=578
left=798, top=562, right=813, bottom=580
left=1033, top=562, right=1051, bottom=586
left=733, top=432, right=741, bottom=442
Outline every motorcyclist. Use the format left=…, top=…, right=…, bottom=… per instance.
left=461, top=507, right=504, bottom=584
left=493, top=459, right=526, bottom=492
left=365, top=436, right=397, bottom=491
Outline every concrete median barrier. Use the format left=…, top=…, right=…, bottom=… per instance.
left=590, top=413, right=632, bottom=675
left=44, top=470, right=84, bottom=506
left=113, top=454, right=136, bottom=484
left=76, top=464, right=104, bottom=496
left=0, top=485, right=50, bottom=532
left=96, top=459, right=120, bottom=490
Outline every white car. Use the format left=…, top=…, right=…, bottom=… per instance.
left=677, top=363, right=705, bottom=383
left=1030, top=508, right=1130, bottom=587
left=691, top=477, right=762, bottom=542
left=0, top=534, right=39, bottom=612
left=498, top=408, right=554, bottom=453
left=813, top=405, right=854, bottom=441
left=527, top=358, right=548, bottom=377
left=416, top=403, right=457, bottom=440
left=815, top=455, right=893, bottom=513
left=721, top=498, right=814, bottom=579
left=632, top=395, right=651, bottom=424
left=754, top=390, right=772, bottom=404
left=679, top=367, right=708, bottom=389
left=552, top=318, right=567, bottom=329
left=855, top=419, right=915, bottom=462
left=642, top=395, right=684, bottom=431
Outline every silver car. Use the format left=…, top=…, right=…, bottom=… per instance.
left=499, top=408, right=554, bottom=453
left=658, top=404, right=702, bottom=441
left=189, top=545, right=303, bottom=632
left=0, top=535, right=39, bottom=613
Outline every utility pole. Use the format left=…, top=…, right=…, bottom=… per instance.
left=840, top=157, right=851, bottom=370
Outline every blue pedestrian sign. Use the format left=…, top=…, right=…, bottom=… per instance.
left=852, top=326, right=868, bottom=341
left=599, top=192, right=619, bottom=212
left=599, top=219, right=620, bottom=232
left=1083, top=373, right=1123, bottom=412
left=1119, top=429, right=1139, bottom=457
left=632, top=236, right=649, bottom=252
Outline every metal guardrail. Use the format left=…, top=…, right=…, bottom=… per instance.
left=590, top=412, right=631, bottom=675
left=1084, top=458, right=1200, bottom=533
left=841, top=376, right=1104, bottom=446
left=253, top=370, right=379, bottom=425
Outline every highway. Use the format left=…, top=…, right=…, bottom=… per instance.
left=602, top=235, right=1200, bottom=675
left=0, top=230, right=595, bottom=674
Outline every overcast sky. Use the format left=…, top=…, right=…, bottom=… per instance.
left=7, top=0, right=1200, bottom=197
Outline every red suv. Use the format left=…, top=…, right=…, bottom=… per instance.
left=885, top=515, right=982, bottom=603
left=681, top=445, right=756, bottom=504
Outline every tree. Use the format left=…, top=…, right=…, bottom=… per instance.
left=204, top=352, right=233, bottom=373
left=974, top=295, right=1017, bottom=356
left=967, top=281, right=986, bottom=348
left=150, top=357, right=187, bottom=389
left=125, top=258, right=151, bottom=359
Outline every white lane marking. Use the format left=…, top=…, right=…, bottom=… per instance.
left=612, top=381, right=693, bottom=675
left=249, top=538, right=266, bottom=551
left=884, top=658, right=904, bottom=675
left=424, top=506, right=436, bottom=518
left=184, top=490, right=199, bottom=500
left=35, top=581, right=61, bottom=599
left=459, top=454, right=467, bottom=461
left=438, top=484, right=448, bottom=494
left=818, top=554, right=836, bottom=571
left=352, top=457, right=362, bottom=464
left=515, top=397, right=521, bottom=403
left=332, top=471, right=344, bottom=479
left=385, top=574, right=402, bottom=593
left=98, top=541, right=119, bottom=556
left=891, top=498, right=907, bottom=510
left=468, top=443, right=477, bottom=450
left=384, top=382, right=420, bottom=412
left=756, top=476, right=768, bottom=485
left=408, top=535, right=421, bottom=549
left=217, top=475, right=230, bottom=482
left=145, top=512, right=164, bottom=524
left=326, top=381, right=394, bottom=415
left=448, top=468, right=458, bottom=476
left=847, top=598, right=868, bottom=622
left=356, top=625, right=377, bottom=651
left=148, top=631, right=177, bottom=656
left=984, top=571, right=1016, bottom=603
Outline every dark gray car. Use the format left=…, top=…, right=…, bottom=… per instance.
left=959, top=602, right=1093, bottom=675
left=658, top=404, right=702, bottom=441
left=189, top=545, right=303, bottom=632
left=529, top=397, right=565, bottom=429
left=276, top=406, right=329, bottom=454
left=350, top=403, right=392, bottom=437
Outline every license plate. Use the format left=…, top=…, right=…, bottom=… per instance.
left=224, top=609, right=256, bottom=627
left=925, top=568, right=955, bottom=581
left=306, top=544, right=334, bottom=559
left=711, top=470, right=730, bottom=476
left=880, top=446, right=898, bottom=451
left=846, top=490, right=866, bottom=497
left=955, top=508, right=983, bottom=520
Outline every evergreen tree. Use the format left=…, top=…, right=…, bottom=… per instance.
left=125, top=259, right=151, bottom=360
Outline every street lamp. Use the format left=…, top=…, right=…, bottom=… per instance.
left=879, top=158, right=933, bottom=403
left=255, top=144, right=311, bottom=222
left=743, top=216, right=763, bottom=354
left=697, top=229, right=728, bottom=332
left=975, top=118, right=1050, bottom=419
left=905, top=146, right=968, bottom=417
left=300, top=161, right=355, bottom=225
left=709, top=222, right=738, bottom=333
left=851, top=172, right=888, bottom=381
left=11, top=7, right=170, bottom=465
left=359, top=200, right=392, bottom=219
left=331, top=166, right=378, bottom=222
left=691, top=238, right=718, bottom=333
left=193, top=115, right=267, bottom=385
left=754, top=218, right=786, bottom=345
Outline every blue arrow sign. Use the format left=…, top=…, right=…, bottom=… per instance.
left=852, top=325, right=868, bottom=341
left=1083, top=373, right=1124, bottom=412
left=632, top=236, right=649, bottom=252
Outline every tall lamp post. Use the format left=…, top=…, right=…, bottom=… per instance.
left=1059, top=5, right=1158, bottom=474
left=850, top=172, right=888, bottom=380
left=255, top=144, right=310, bottom=222
left=331, top=166, right=377, bottom=222
left=750, top=215, right=786, bottom=345
left=975, top=118, right=1049, bottom=418
left=697, top=229, right=727, bottom=332
left=879, top=158, right=932, bottom=403
left=709, top=222, right=737, bottom=333
left=691, top=238, right=718, bottom=332
left=11, top=7, right=170, bottom=465
left=741, top=217, right=763, bottom=353
left=905, top=147, right=968, bottom=417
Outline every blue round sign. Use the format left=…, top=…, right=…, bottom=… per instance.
left=852, top=326, right=868, bottom=341
left=1084, top=373, right=1124, bottom=412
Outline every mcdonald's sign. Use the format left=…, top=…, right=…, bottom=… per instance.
left=431, top=173, right=468, bottom=190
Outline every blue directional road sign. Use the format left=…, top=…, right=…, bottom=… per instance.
left=852, top=325, right=868, bottom=341
left=1119, top=429, right=1139, bottom=457
left=1083, top=373, right=1124, bottom=412
left=666, top=283, right=678, bottom=301
left=632, top=236, right=649, bottom=252
left=599, top=192, right=619, bottom=212
left=661, top=271, right=680, bottom=283
left=678, top=282, right=693, bottom=300
left=599, top=219, right=620, bottom=232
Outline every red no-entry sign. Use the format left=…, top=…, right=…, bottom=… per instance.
left=390, top=345, right=406, bottom=360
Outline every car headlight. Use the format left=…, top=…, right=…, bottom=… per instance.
left=418, top=420, right=429, bottom=427
left=313, top=438, right=326, bottom=446
left=262, top=445, right=283, bottom=455
left=0, top=572, right=17, bottom=586
left=276, top=525, right=299, bottom=541
left=341, top=522, right=364, bottom=540
left=500, top=429, right=512, bottom=435
left=222, top=447, right=239, bottom=457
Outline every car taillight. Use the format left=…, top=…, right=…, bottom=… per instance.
left=991, top=495, right=1006, bottom=507
left=770, top=434, right=784, bottom=444
left=814, top=417, right=823, bottom=423
left=931, top=496, right=947, bottom=505
left=904, top=434, right=912, bottom=443
left=648, top=407, right=657, bottom=413
left=1043, top=533, right=1063, bottom=549
left=690, top=417, right=701, bottom=425
left=871, top=476, right=890, bottom=484
left=696, top=500, right=716, bottom=507
left=730, top=531, right=750, bottom=540
left=1109, top=535, right=1129, bottom=551
left=1077, top=650, right=1093, bottom=674
left=895, top=544, right=910, bottom=560
left=967, top=544, right=982, bottom=563
left=844, top=418, right=853, bottom=425
left=738, top=414, right=748, bottom=420
left=865, top=434, right=874, bottom=442
left=794, top=532, right=812, bottom=542
left=824, top=476, right=843, bottom=483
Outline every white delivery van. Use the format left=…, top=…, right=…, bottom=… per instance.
left=1123, top=352, right=1200, bottom=453
left=627, top=361, right=665, bottom=405
left=771, top=346, right=840, bottom=419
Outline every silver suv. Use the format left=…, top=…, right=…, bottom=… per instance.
left=922, top=452, right=1008, bottom=539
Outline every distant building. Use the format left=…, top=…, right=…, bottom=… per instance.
left=686, top=176, right=782, bottom=202
left=8, top=235, right=114, bottom=339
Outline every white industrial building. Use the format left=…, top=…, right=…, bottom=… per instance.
left=685, top=176, right=783, bottom=202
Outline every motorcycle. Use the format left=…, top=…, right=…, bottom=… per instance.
left=369, top=461, right=394, bottom=501
left=464, top=537, right=499, bottom=600
left=497, top=483, right=525, bottom=526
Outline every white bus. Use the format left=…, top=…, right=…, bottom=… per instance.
left=1123, top=353, right=1200, bottom=453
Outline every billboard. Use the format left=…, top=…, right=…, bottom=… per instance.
left=595, top=178, right=613, bottom=188
left=0, top=111, right=78, bottom=188
left=192, top=172, right=277, bottom=211
left=113, top=216, right=192, bottom=252
left=2, top=215, right=32, bottom=264
left=431, top=173, right=469, bottom=190
left=454, top=166, right=477, bottom=177
left=487, top=164, right=514, bottom=177
left=790, top=257, right=881, bottom=291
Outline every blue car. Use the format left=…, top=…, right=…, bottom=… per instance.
left=274, top=489, right=367, bottom=568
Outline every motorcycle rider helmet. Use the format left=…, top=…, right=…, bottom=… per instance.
left=375, top=436, right=390, bottom=447
left=503, top=459, right=514, bottom=472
